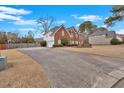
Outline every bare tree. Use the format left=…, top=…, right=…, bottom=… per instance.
left=36, top=15, right=55, bottom=33
left=0, top=31, right=7, bottom=44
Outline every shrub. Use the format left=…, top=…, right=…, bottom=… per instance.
left=68, top=44, right=78, bottom=47
left=61, top=38, right=69, bottom=46
left=53, top=44, right=63, bottom=47
left=40, top=40, right=47, bottom=47
left=110, top=38, right=122, bottom=45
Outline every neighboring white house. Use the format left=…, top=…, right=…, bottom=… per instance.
left=116, top=35, right=123, bottom=42
left=89, top=30, right=116, bottom=45
left=43, top=30, right=55, bottom=47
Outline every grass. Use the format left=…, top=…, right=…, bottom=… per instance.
left=62, top=44, right=124, bottom=59
left=0, top=49, right=49, bottom=88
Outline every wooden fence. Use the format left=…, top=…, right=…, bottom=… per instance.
left=0, top=44, right=6, bottom=49
left=0, top=43, right=41, bottom=49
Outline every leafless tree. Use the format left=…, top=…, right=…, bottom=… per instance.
left=0, top=31, right=7, bottom=44
left=36, top=15, right=55, bottom=33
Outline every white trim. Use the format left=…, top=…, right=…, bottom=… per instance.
left=53, top=25, right=63, bottom=36
left=54, top=25, right=70, bottom=38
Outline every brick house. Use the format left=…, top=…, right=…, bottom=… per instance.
left=66, top=27, right=79, bottom=45
left=43, top=25, right=80, bottom=47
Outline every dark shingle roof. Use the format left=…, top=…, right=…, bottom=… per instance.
left=66, top=26, right=75, bottom=30
left=66, top=26, right=79, bottom=34
left=44, top=25, right=62, bottom=36
left=118, top=34, right=124, bottom=37
left=90, top=30, right=116, bottom=37
left=49, top=26, right=60, bottom=36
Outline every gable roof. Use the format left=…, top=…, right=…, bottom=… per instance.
left=66, top=26, right=78, bottom=34
left=117, top=34, right=124, bottom=37
left=66, top=26, right=75, bottom=30
left=90, top=30, right=116, bottom=37
left=43, top=25, right=63, bottom=36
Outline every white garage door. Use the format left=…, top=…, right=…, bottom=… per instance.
left=47, top=41, right=54, bottom=47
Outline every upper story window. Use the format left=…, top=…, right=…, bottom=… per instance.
left=70, top=33, right=73, bottom=38
left=62, top=30, right=65, bottom=36
left=76, top=34, right=78, bottom=38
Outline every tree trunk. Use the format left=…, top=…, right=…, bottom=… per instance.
left=78, top=33, right=91, bottom=48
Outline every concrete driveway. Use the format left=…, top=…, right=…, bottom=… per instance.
left=19, top=48, right=124, bottom=88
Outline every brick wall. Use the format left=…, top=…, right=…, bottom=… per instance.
left=54, top=26, right=70, bottom=45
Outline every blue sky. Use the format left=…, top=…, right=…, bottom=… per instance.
left=0, top=5, right=124, bottom=38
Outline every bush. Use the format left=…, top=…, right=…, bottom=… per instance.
left=68, top=44, right=78, bottom=47
left=40, top=41, right=47, bottom=47
left=53, top=44, right=63, bottom=47
left=110, top=38, right=122, bottom=45
left=61, top=38, right=69, bottom=46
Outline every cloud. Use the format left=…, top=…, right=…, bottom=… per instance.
left=76, top=23, right=80, bottom=27
left=0, top=19, right=3, bottom=21
left=19, top=28, right=35, bottom=31
left=0, top=6, right=31, bottom=15
left=0, top=12, right=35, bottom=25
left=116, top=29, right=124, bottom=34
left=14, top=19, right=36, bottom=25
left=100, top=24, right=107, bottom=28
left=56, top=20, right=66, bottom=24
left=0, top=13, right=21, bottom=21
left=71, top=14, right=79, bottom=19
left=0, top=6, right=34, bottom=25
left=72, top=14, right=102, bottom=21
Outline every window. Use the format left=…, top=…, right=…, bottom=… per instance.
left=76, top=34, right=78, bottom=38
left=72, top=41, right=74, bottom=44
left=58, top=39, right=61, bottom=44
left=76, top=41, right=78, bottom=44
left=62, top=31, right=64, bottom=36
left=71, top=33, right=73, bottom=38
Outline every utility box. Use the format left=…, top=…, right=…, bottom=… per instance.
left=0, top=56, right=7, bottom=70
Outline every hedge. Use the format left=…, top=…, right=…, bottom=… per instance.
left=110, top=38, right=122, bottom=45
left=53, top=44, right=63, bottom=47
left=40, top=41, right=47, bottom=47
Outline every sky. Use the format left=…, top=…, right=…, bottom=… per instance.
left=0, top=5, right=124, bottom=38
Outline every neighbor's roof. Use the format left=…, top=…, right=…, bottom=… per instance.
left=90, top=30, right=116, bottom=37
left=117, top=34, right=124, bottom=37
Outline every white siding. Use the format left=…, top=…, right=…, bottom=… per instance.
left=89, top=35, right=112, bottom=45
left=116, top=36, right=123, bottom=42
left=43, top=33, right=54, bottom=47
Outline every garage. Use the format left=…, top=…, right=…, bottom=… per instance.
left=47, top=41, right=54, bottom=47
